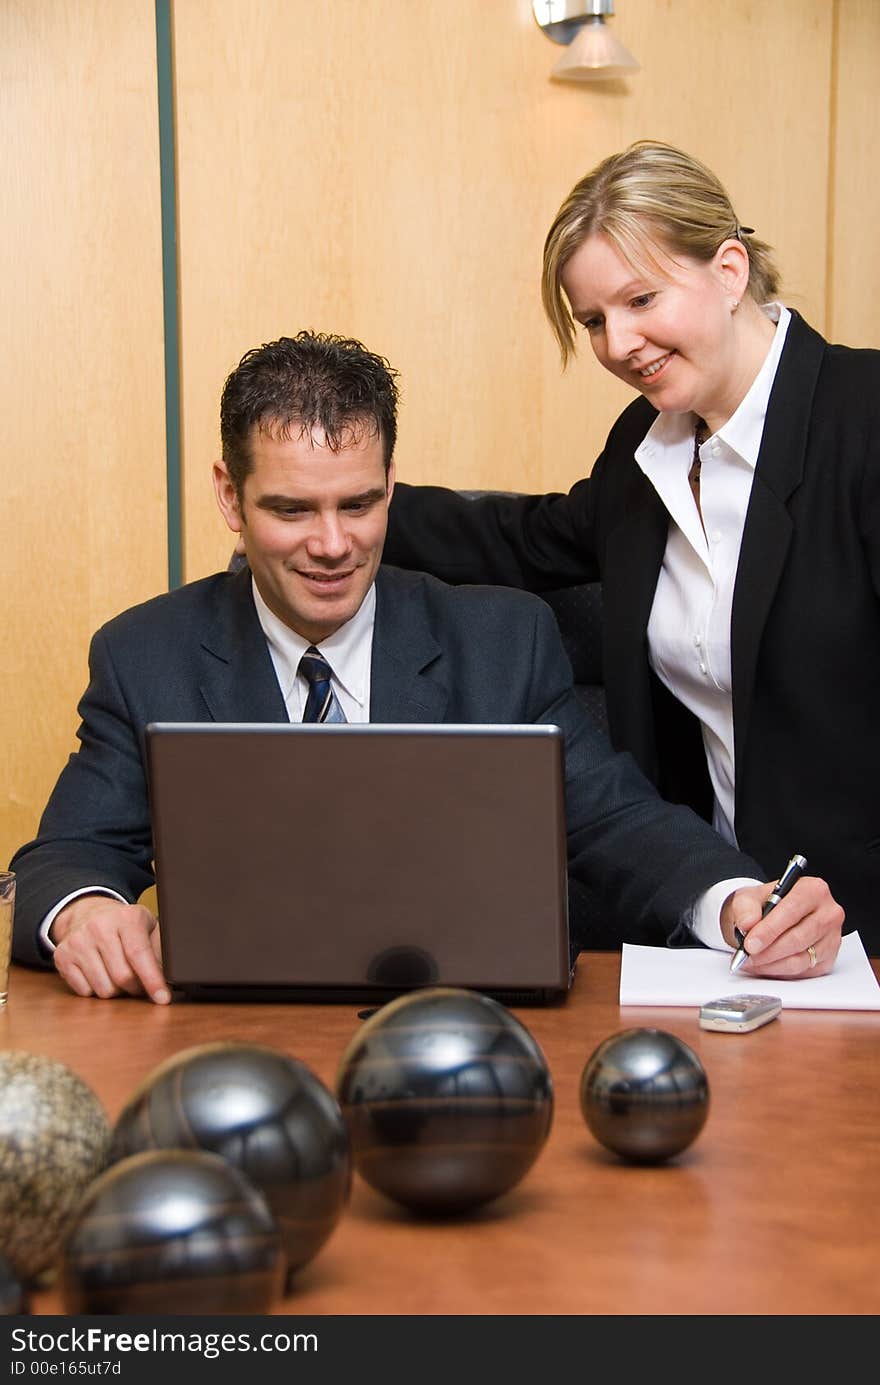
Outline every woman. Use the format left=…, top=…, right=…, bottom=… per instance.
left=384, top=141, right=876, bottom=964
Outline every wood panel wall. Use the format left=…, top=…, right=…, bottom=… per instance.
left=1, top=0, right=167, bottom=869
left=172, top=0, right=837, bottom=581
left=829, top=0, right=880, bottom=346
left=3, top=0, right=878, bottom=874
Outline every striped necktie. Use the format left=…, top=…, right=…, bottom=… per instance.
left=299, top=646, right=347, bottom=723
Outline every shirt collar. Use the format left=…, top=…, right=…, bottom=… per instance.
left=251, top=577, right=375, bottom=710
left=636, top=302, right=791, bottom=470
left=715, top=302, right=790, bottom=468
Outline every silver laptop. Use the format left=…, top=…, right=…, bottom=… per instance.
left=145, top=723, right=573, bottom=1005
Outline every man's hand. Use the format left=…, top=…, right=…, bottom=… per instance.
left=721, top=877, right=844, bottom=978
left=50, top=895, right=171, bottom=1004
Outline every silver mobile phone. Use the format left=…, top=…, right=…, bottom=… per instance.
left=698, top=993, right=782, bottom=1033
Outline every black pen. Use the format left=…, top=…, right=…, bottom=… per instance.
left=729, top=853, right=808, bottom=974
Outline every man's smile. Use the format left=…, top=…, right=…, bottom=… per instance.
left=296, top=566, right=359, bottom=591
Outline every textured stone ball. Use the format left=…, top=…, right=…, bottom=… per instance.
left=0, top=1051, right=110, bottom=1283
left=580, top=1028, right=709, bottom=1163
left=335, top=987, right=553, bottom=1214
left=60, top=1149, right=284, bottom=1314
left=109, top=1042, right=351, bottom=1284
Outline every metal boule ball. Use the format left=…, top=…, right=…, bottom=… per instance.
left=109, top=1041, right=351, bottom=1287
left=60, top=1149, right=284, bottom=1314
left=336, top=987, right=553, bottom=1214
left=0, top=1253, right=28, bottom=1315
left=579, top=1028, right=709, bottom=1163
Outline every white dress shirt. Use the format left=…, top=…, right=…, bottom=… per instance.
left=636, top=303, right=791, bottom=943
left=252, top=578, right=374, bottom=724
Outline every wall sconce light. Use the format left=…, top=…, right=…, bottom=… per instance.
left=532, top=1, right=639, bottom=83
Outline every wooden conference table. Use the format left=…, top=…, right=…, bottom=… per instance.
left=3, top=954, right=879, bottom=1317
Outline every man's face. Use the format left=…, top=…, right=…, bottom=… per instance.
left=214, top=421, right=394, bottom=644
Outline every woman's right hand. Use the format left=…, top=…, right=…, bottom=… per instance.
left=720, top=877, right=845, bottom=978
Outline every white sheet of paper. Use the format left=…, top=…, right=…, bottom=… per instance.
left=619, top=931, right=880, bottom=1010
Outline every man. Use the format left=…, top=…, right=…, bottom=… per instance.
left=10, top=332, right=842, bottom=1002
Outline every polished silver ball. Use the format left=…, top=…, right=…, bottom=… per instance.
left=109, top=1042, right=351, bottom=1286
left=0, top=1052, right=110, bottom=1282
left=336, top=987, right=553, bottom=1214
left=579, top=1028, right=709, bottom=1163
left=0, top=1253, right=27, bottom=1315
left=60, top=1150, right=284, bottom=1314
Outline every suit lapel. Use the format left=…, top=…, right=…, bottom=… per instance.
left=196, top=567, right=449, bottom=724
left=197, top=567, right=289, bottom=722
left=370, top=568, right=449, bottom=722
left=731, top=312, right=825, bottom=777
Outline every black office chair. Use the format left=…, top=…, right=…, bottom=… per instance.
left=535, top=581, right=606, bottom=733
left=454, top=491, right=606, bottom=733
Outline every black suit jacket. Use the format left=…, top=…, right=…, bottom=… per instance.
left=11, top=565, right=761, bottom=967
left=384, top=314, right=880, bottom=953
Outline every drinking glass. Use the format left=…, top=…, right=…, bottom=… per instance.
left=0, top=872, right=15, bottom=1005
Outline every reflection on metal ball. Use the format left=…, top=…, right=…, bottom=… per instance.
left=579, top=1028, right=709, bottom=1163
left=336, top=987, right=553, bottom=1214
left=0, top=1254, right=28, bottom=1315
left=0, top=1051, right=110, bottom=1283
left=60, top=1149, right=284, bottom=1314
left=109, top=1042, right=351, bottom=1285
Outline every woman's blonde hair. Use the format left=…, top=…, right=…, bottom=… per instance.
left=542, top=140, right=780, bottom=366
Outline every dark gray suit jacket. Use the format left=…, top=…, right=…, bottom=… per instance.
left=11, top=564, right=761, bottom=967
left=384, top=314, right=880, bottom=953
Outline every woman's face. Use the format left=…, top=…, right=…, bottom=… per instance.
left=560, top=231, right=748, bottom=428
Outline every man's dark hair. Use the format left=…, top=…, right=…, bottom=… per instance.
left=220, top=330, right=399, bottom=494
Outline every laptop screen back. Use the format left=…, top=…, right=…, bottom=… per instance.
left=146, top=723, right=571, bottom=1003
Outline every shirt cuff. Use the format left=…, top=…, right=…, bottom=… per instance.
left=690, top=877, right=764, bottom=950
left=38, top=887, right=129, bottom=957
